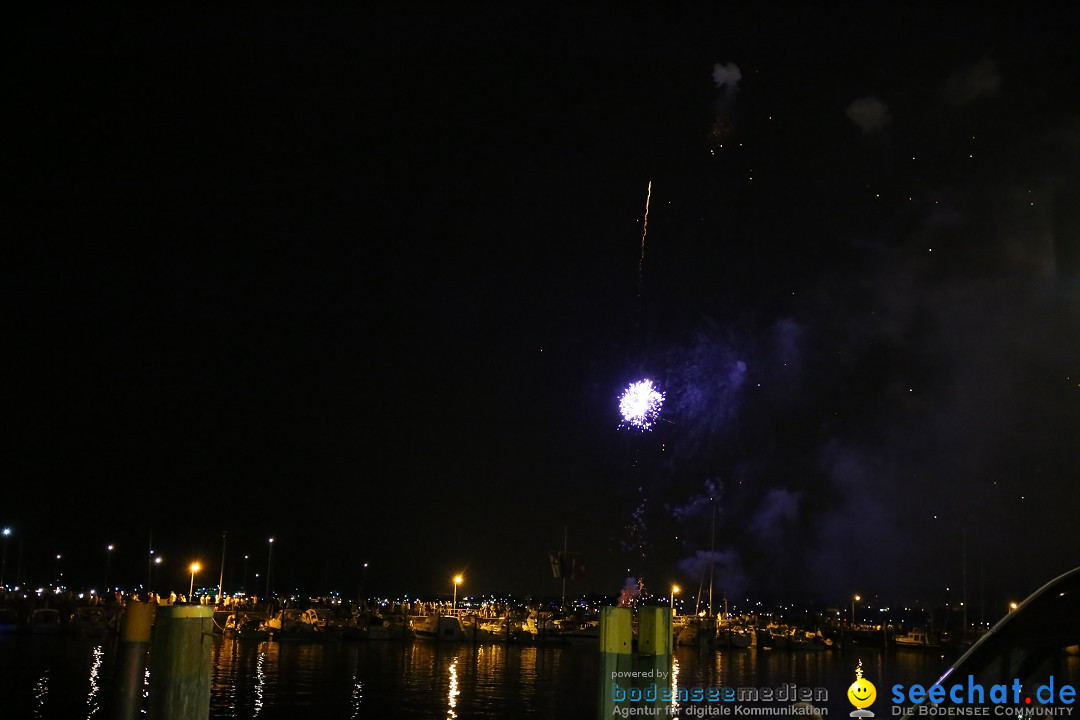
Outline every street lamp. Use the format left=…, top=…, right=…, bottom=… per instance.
left=452, top=574, right=463, bottom=611
left=671, top=585, right=680, bottom=615
left=361, top=562, right=369, bottom=606
left=217, top=531, right=227, bottom=605
left=1009, top=601, right=1018, bottom=612
left=265, top=538, right=274, bottom=601
left=152, top=556, right=162, bottom=595
left=104, top=545, right=114, bottom=594
left=55, top=554, right=62, bottom=587
left=189, top=562, right=201, bottom=599
left=1, top=528, right=11, bottom=588
left=243, top=555, right=249, bottom=594
left=852, top=594, right=861, bottom=624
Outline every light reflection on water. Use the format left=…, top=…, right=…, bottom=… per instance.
left=350, top=674, right=362, bottom=719
left=671, top=654, right=680, bottom=716
left=253, top=646, right=266, bottom=716
left=141, top=666, right=149, bottom=716
left=447, top=657, right=459, bottom=719
left=7, top=633, right=1058, bottom=720
left=86, top=644, right=103, bottom=718
left=672, top=645, right=952, bottom=717
left=33, top=669, right=48, bottom=719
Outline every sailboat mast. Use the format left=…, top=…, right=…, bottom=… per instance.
left=695, top=565, right=705, bottom=616
left=708, top=501, right=716, bottom=617
left=962, top=528, right=968, bottom=637
left=561, top=525, right=568, bottom=613
left=218, top=531, right=228, bottom=604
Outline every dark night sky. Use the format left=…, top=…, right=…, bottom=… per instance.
left=6, top=6, right=1079, bottom=611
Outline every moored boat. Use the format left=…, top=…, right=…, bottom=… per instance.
left=728, top=625, right=752, bottom=648
left=517, top=614, right=563, bottom=645
left=766, top=624, right=791, bottom=649
left=237, top=620, right=270, bottom=640
left=29, top=608, right=62, bottom=634
left=473, top=616, right=511, bottom=643
left=71, top=607, right=108, bottom=637
left=223, top=613, right=270, bottom=640
left=788, top=630, right=829, bottom=650
left=412, top=614, right=467, bottom=642
left=676, top=616, right=716, bottom=647
left=560, top=619, right=599, bottom=646
left=366, top=613, right=411, bottom=640
left=267, top=608, right=333, bottom=642
left=894, top=629, right=941, bottom=649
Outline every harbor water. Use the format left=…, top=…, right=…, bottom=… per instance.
left=0, top=632, right=987, bottom=719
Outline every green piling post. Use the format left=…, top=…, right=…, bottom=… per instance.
left=599, top=607, right=634, bottom=719
left=638, top=653, right=674, bottom=715
left=599, top=606, right=632, bottom=654
left=149, top=604, right=215, bottom=720
left=638, top=606, right=672, bottom=656
left=112, top=601, right=156, bottom=720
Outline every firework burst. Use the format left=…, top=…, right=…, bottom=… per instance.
left=619, top=379, right=665, bottom=430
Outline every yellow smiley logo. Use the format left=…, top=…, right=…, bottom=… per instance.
left=848, top=678, right=877, bottom=709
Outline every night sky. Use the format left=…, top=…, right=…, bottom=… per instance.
left=6, top=6, right=1079, bottom=612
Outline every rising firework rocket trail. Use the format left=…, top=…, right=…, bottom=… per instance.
left=638, top=180, right=651, bottom=298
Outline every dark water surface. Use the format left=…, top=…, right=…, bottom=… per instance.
left=0, top=633, right=974, bottom=719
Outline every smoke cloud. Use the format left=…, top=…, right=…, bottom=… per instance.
left=618, top=576, right=642, bottom=607
left=942, top=57, right=1000, bottom=105
left=712, top=62, right=742, bottom=91
left=677, top=550, right=746, bottom=608
left=846, top=96, right=892, bottom=133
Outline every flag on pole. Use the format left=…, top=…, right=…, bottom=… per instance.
left=549, top=551, right=585, bottom=579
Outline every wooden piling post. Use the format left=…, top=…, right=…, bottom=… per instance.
left=149, top=605, right=214, bottom=720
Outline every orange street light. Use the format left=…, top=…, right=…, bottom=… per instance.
left=189, top=562, right=201, bottom=599
left=453, top=574, right=463, bottom=611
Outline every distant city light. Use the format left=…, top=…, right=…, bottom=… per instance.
left=619, top=379, right=665, bottom=430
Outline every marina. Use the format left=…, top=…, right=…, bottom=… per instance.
left=0, top=621, right=985, bottom=719
left=4, top=587, right=1075, bottom=719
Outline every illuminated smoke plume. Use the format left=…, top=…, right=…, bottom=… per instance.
left=619, top=379, right=665, bottom=430
left=708, top=61, right=741, bottom=151
left=712, top=62, right=742, bottom=91
left=746, top=488, right=800, bottom=545
left=677, top=550, right=746, bottom=612
left=618, top=577, right=643, bottom=608
left=668, top=478, right=723, bottom=523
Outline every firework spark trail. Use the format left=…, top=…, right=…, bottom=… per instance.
left=638, top=180, right=652, bottom=298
